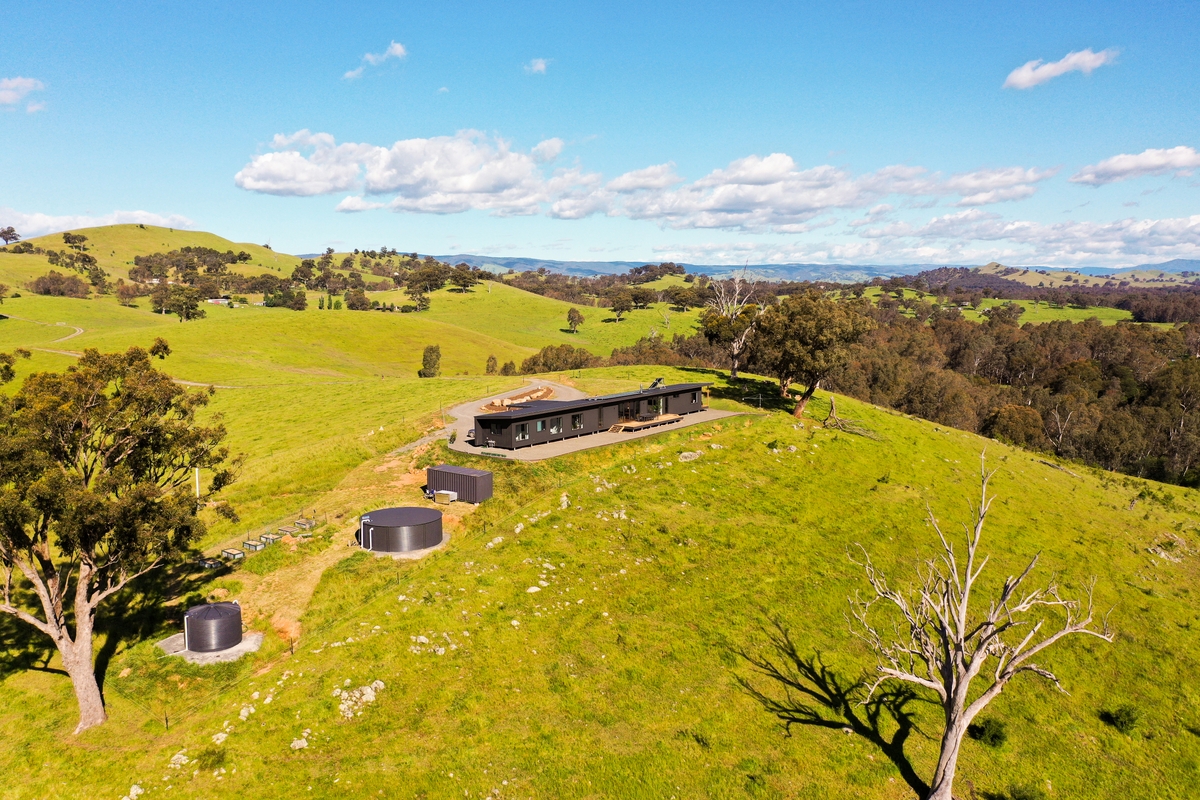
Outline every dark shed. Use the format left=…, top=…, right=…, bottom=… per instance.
left=184, top=602, right=243, bottom=653
left=427, top=464, right=493, bottom=503
left=359, top=507, right=443, bottom=553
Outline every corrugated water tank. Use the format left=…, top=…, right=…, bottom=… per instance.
left=184, top=602, right=243, bottom=652
left=359, top=507, right=444, bottom=553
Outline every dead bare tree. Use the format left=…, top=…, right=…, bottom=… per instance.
left=702, top=272, right=767, bottom=379
left=849, top=456, right=1112, bottom=800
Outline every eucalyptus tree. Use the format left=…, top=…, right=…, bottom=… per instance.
left=0, top=341, right=236, bottom=733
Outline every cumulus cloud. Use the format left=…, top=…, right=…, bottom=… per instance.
left=1071, top=146, right=1200, bottom=185
left=239, top=129, right=603, bottom=217
left=1003, top=48, right=1118, bottom=89
left=0, top=76, right=43, bottom=106
left=235, top=130, right=1059, bottom=232
left=882, top=208, right=1200, bottom=265
left=525, top=58, right=549, bottom=74
left=344, top=41, right=407, bottom=79
left=234, top=130, right=369, bottom=195
left=606, top=163, right=682, bottom=193
left=606, top=157, right=1055, bottom=232
left=531, top=138, right=564, bottom=163
left=0, top=207, right=194, bottom=238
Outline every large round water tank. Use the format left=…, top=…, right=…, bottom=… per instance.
left=359, top=507, right=443, bottom=553
left=184, top=602, right=243, bottom=653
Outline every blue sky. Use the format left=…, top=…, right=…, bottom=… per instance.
left=2, top=1, right=1198, bottom=266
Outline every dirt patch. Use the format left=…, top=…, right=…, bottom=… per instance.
left=480, top=385, right=555, bottom=413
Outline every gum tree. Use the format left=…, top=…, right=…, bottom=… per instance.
left=0, top=341, right=236, bottom=733
left=850, top=457, right=1112, bottom=800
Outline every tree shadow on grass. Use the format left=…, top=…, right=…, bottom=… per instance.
left=706, top=374, right=794, bottom=413
left=93, top=561, right=220, bottom=693
left=0, top=608, right=63, bottom=680
left=733, top=616, right=931, bottom=798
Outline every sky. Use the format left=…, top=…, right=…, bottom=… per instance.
left=2, top=1, right=1199, bottom=267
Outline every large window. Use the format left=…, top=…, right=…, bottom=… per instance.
left=516, top=423, right=529, bottom=441
left=549, top=417, right=563, bottom=434
left=536, top=420, right=546, bottom=432
left=690, top=391, right=699, bottom=404
left=571, top=413, right=583, bottom=430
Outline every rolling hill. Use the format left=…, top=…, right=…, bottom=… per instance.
left=1, top=225, right=1199, bottom=799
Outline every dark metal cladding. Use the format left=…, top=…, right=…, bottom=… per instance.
left=359, top=507, right=444, bottom=553
left=184, top=602, right=243, bottom=653
left=427, top=464, right=493, bottom=503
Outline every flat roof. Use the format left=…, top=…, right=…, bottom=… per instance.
left=476, top=382, right=710, bottom=421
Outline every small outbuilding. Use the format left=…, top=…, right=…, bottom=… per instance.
left=184, top=602, right=243, bottom=653
left=359, top=507, right=444, bottom=553
left=427, top=464, right=493, bottom=504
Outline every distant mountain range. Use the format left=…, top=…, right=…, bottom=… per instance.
left=437, top=254, right=1200, bottom=281
left=295, top=250, right=1200, bottom=282
left=434, top=255, right=950, bottom=282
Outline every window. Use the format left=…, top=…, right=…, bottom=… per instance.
left=550, top=417, right=563, bottom=434
left=516, top=423, right=529, bottom=441
left=691, top=391, right=699, bottom=404
left=571, top=413, right=583, bottom=430
left=536, top=420, right=546, bottom=432
left=598, top=406, right=605, bottom=424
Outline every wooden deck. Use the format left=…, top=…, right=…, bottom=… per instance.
left=608, top=413, right=681, bottom=433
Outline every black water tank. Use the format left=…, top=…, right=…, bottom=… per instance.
left=184, top=602, right=243, bottom=653
left=359, top=507, right=443, bottom=553
left=427, top=464, right=493, bottom=503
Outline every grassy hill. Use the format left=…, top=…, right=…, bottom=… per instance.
left=5, top=224, right=299, bottom=281
left=862, top=286, right=1136, bottom=325
left=0, top=368, right=1196, bottom=798
left=978, top=262, right=1200, bottom=290
left=1, top=229, right=1199, bottom=798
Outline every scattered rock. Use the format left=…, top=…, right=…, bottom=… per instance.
left=290, top=738, right=308, bottom=750
left=678, top=451, right=701, bottom=462
left=526, top=586, right=542, bottom=593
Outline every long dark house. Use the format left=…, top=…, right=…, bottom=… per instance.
left=473, top=380, right=710, bottom=450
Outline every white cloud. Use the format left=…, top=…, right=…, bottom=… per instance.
left=1071, top=146, right=1200, bottom=185
left=525, top=58, right=549, bottom=75
left=344, top=41, right=407, bottom=79
left=238, top=129, right=602, bottom=216
left=437, top=86, right=449, bottom=93
left=0, top=77, right=43, bottom=106
left=886, top=209, right=1200, bottom=265
left=606, top=157, right=1055, bottom=232
left=236, top=129, right=1058, bottom=234
left=606, top=163, right=682, bottom=192
left=26, top=101, right=45, bottom=114
left=0, top=207, right=194, bottom=238
left=234, top=129, right=372, bottom=195
left=1003, top=48, right=1118, bottom=89
left=531, top=138, right=564, bottom=163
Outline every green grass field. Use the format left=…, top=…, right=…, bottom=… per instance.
left=1, top=228, right=1199, bottom=799
left=863, top=287, right=1137, bottom=326
left=1, top=371, right=1197, bottom=799
left=7, top=224, right=298, bottom=281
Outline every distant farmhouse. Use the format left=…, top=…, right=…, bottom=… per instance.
left=473, top=380, right=709, bottom=450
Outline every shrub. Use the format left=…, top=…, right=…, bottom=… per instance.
left=520, top=343, right=599, bottom=374
left=29, top=271, right=89, bottom=298
left=344, top=288, right=370, bottom=310
left=418, top=344, right=441, bottom=378
left=967, top=716, right=1007, bottom=747
left=1101, top=704, right=1140, bottom=734
left=500, top=361, right=517, bottom=376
